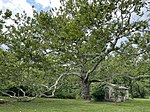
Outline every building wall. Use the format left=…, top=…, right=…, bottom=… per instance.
left=104, top=85, right=129, bottom=102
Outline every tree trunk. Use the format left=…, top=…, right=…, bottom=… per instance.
left=136, top=83, right=145, bottom=98
left=81, top=80, right=91, bottom=100
left=129, top=80, right=134, bottom=99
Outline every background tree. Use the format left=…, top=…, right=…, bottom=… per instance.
left=0, top=9, right=67, bottom=101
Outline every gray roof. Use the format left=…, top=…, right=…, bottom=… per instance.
left=104, top=83, right=128, bottom=90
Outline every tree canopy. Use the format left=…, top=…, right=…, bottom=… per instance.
left=0, top=0, right=150, bottom=100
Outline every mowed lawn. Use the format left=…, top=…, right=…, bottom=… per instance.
left=0, top=97, right=150, bottom=112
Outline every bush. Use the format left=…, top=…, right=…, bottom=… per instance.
left=92, top=86, right=105, bottom=101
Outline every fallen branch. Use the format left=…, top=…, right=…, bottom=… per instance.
left=0, top=91, right=36, bottom=102
left=0, top=73, right=71, bottom=100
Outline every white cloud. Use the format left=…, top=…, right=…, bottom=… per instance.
left=0, top=0, right=33, bottom=17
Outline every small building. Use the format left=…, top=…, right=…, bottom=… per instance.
left=104, top=83, right=129, bottom=102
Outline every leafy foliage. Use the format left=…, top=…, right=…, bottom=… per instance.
left=0, top=0, right=150, bottom=100
left=92, top=86, right=105, bottom=101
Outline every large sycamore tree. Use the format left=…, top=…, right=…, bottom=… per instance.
left=1, top=0, right=150, bottom=100
left=46, top=0, right=149, bottom=99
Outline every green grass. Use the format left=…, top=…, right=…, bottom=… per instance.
left=0, top=97, right=150, bottom=112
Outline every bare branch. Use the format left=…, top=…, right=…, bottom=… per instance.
left=90, top=74, right=150, bottom=83
left=0, top=90, right=37, bottom=102
left=111, top=74, right=150, bottom=80
left=90, top=78, right=110, bottom=83
left=17, top=88, right=26, bottom=97
left=84, top=38, right=119, bottom=81
left=84, top=56, right=105, bottom=81
left=0, top=91, right=15, bottom=98
left=39, top=73, right=68, bottom=97
left=89, top=74, right=127, bottom=83
left=134, top=75, right=150, bottom=80
left=112, top=74, right=134, bottom=79
left=38, top=72, right=81, bottom=98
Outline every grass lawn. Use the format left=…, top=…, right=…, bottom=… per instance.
left=0, top=97, right=150, bottom=112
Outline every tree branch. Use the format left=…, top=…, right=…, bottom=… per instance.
left=17, top=87, right=26, bottom=97
left=0, top=90, right=37, bottom=102
left=0, top=91, right=16, bottom=98
left=90, top=74, right=150, bottom=83
left=84, top=55, right=105, bottom=81
left=39, top=73, right=68, bottom=97
left=84, top=36, right=120, bottom=81
left=90, top=78, right=110, bottom=83
left=116, top=49, right=149, bottom=56
left=38, top=72, right=81, bottom=98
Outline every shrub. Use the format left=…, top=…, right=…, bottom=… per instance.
left=92, top=86, right=105, bottom=101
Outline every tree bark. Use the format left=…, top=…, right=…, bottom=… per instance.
left=81, top=80, right=91, bottom=100
left=129, top=80, right=134, bottom=99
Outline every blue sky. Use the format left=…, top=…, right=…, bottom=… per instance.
left=0, top=0, right=60, bottom=16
